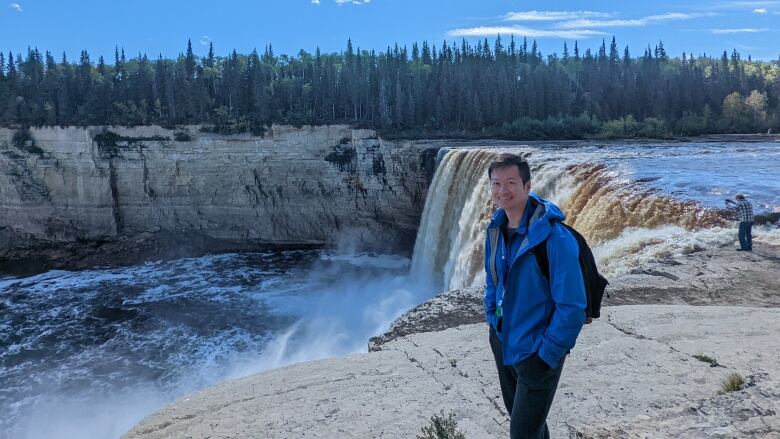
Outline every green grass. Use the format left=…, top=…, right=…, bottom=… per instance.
left=720, top=373, right=745, bottom=393
left=416, top=411, right=466, bottom=439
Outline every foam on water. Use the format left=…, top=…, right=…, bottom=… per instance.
left=547, top=142, right=780, bottom=213
left=0, top=250, right=433, bottom=439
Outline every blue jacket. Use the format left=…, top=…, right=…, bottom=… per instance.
left=484, top=193, right=586, bottom=369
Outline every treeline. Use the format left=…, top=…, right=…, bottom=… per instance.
left=1, top=37, right=779, bottom=139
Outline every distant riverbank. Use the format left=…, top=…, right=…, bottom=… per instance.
left=381, top=127, right=780, bottom=143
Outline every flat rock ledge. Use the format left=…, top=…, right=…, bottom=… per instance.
left=368, top=286, right=485, bottom=351
left=124, top=305, right=780, bottom=439
left=368, top=243, right=780, bottom=351
left=125, top=244, right=780, bottom=438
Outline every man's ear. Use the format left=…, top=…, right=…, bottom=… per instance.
left=524, top=180, right=531, bottom=192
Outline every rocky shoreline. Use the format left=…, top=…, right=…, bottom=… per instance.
left=123, top=242, right=780, bottom=438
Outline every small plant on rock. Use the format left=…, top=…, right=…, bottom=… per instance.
left=693, top=353, right=721, bottom=367
left=416, top=411, right=466, bottom=439
left=12, top=128, right=43, bottom=154
left=720, top=372, right=745, bottom=393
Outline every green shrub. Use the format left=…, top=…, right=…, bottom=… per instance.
left=598, top=115, right=641, bottom=138
left=93, top=130, right=169, bottom=157
left=496, top=114, right=600, bottom=140
left=596, top=115, right=674, bottom=139
left=720, top=373, right=745, bottom=393
left=324, top=144, right=357, bottom=170
left=638, top=117, right=673, bottom=139
left=675, top=111, right=710, bottom=136
left=93, top=130, right=122, bottom=148
left=416, top=411, right=466, bottom=439
left=693, top=353, right=721, bottom=367
left=12, top=128, right=43, bottom=154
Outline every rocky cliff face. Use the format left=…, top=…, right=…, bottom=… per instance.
left=0, top=125, right=437, bottom=271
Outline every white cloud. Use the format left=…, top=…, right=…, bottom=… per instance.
left=8, top=2, right=22, bottom=12
left=447, top=25, right=606, bottom=39
left=449, top=10, right=704, bottom=39
left=711, top=1, right=780, bottom=9
left=503, top=10, right=611, bottom=21
left=199, top=35, right=210, bottom=46
left=644, top=12, right=702, bottom=20
left=556, top=12, right=706, bottom=29
left=710, top=27, right=769, bottom=33
left=753, top=7, right=768, bottom=12
left=335, top=0, right=370, bottom=4
left=311, top=0, right=320, bottom=4
left=556, top=19, right=644, bottom=28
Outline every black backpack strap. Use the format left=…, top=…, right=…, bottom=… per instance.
left=534, top=221, right=576, bottom=282
left=488, top=228, right=501, bottom=287
left=534, top=233, right=551, bottom=281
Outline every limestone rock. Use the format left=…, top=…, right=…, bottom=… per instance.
left=0, top=125, right=437, bottom=271
left=370, top=243, right=780, bottom=350
left=605, top=243, right=780, bottom=308
left=122, top=306, right=780, bottom=439
left=368, top=286, right=484, bottom=351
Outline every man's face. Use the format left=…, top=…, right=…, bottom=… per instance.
left=490, top=165, right=531, bottom=213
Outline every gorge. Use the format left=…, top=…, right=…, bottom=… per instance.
left=2, top=126, right=780, bottom=438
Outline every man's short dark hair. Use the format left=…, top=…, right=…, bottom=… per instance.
left=488, top=153, right=531, bottom=183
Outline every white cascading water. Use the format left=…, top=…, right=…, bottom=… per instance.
left=410, top=148, right=581, bottom=290
left=410, top=149, right=498, bottom=289
left=410, top=146, right=780, bottom=292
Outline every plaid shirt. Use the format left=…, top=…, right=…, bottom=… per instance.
left=728, top=200, right=754, bottom=223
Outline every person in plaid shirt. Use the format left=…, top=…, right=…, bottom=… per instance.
left=725, top=193, right=754, bottom=251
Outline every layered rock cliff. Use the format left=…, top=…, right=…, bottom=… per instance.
left=0, top=125, right=437, bottom=271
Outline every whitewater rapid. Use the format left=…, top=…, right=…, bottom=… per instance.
left=0, top=251, right=434, bottom=439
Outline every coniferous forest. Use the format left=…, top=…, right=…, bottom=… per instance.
left=1, top=37, right=779, bottom=139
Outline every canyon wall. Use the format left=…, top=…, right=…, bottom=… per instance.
left=0, top=125, right=437, bottom=270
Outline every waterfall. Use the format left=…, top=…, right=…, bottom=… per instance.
left=409, top=149, right=497, bottom=290
left=410, top=148, right=731, bottom=292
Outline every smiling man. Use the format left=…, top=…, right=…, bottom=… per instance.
left=484, top=153, right=586, bottom=439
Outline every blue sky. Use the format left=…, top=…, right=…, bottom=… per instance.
left=1, top=0, right=779, bottom=61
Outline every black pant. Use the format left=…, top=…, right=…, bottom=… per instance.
left=489, top=327, right=566, bottom=439
left=738, top=221, right=753, bottom=251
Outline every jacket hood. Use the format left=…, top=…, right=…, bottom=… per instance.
left=488, top=192, right=565, bottom=259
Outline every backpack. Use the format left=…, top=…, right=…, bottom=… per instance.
left=488, top=221, right=608, bottom=324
